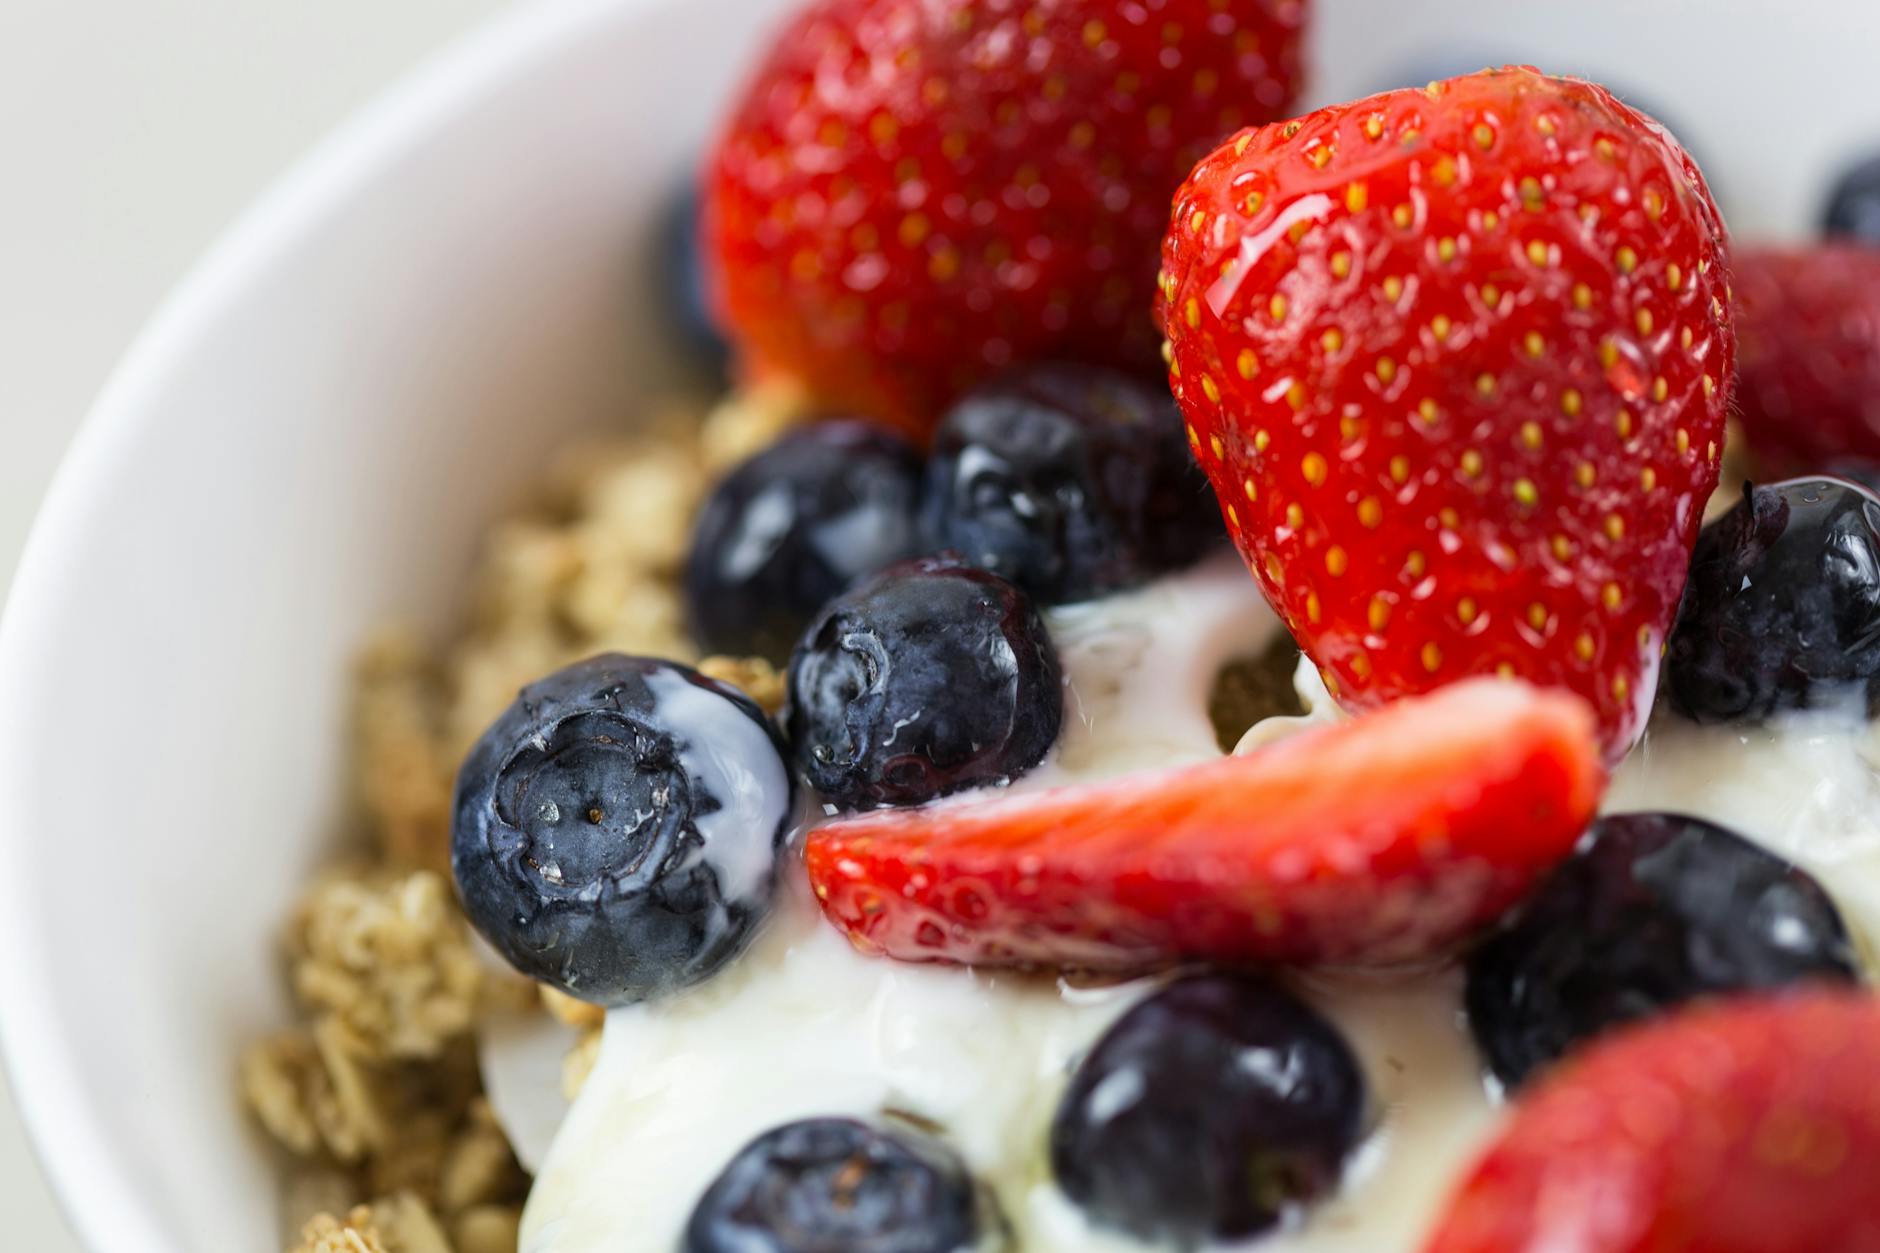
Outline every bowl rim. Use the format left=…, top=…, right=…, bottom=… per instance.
left=0, top=0, right=664, bottom=1247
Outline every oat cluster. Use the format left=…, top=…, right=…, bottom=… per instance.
left=249, top=386, right=802, bottom=1251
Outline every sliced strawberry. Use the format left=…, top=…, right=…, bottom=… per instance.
left=704, top=0, right=1308, bottom=437
left=805, top=678, right=1603, bottom=970
left=1734, top=244, right=1880, bottom=473
left=1158, top=68, right=1735, bottom=760
left=1423, top=991, right=1880, bottom=1253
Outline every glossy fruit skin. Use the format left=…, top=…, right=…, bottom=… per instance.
left=1666, top=477, right=1880, bottom=722
left=686, top=420, right=926, bottom=663
left=1465, top=812, right=1858, bottom=1089
left=786, top=555, right=1061, bottom=809
left=703, top=0, right=1307, bottom=436
left=1422, top=991, right=1880, bottom=1253
left=1824, top=458, right=1880, bottom=495
left=805, top=678, right=1604, bottom=969
left=1159, top=67, right=1734, bottom=761
left=1377, top=56, right=1708, bottom=180
left=921, top=363, right=1222, bottom=604
left=1732, top=246, right=1880, bottom=472
left=452, top=655, right=793, bottom=1005
left=1823, top=153, right=1880, bottom=245
left=685, top=1118, right=988, bottom=1253
left=1050, top=974, right=1366, bottom=1245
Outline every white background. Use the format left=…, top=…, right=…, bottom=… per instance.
left=0, top=2, right=526, bottom=1245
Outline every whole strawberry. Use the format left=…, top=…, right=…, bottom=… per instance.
left=705, top=0, right=1307, bottom=437
left=1733, top=244, right=1880, bottom=473
left=1423, top=991, right=1880, bottom=1253
left=1159, top=67, right=1734, bottom=759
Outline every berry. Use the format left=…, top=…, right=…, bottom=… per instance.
left=452, top=655, right=793, bottom=1004
left=1824, top=152, right=1880, bottom=245
left=1466, top=812, right=1858, bottom=1089
left=1666, top=477, right=1880, bottom=722
left=786, top=555, right=1061, bottom=808
left=686, top=421, right=925, bottom=663
left=1732, top=245, right=1880, bottom=472
left=921, top=363, right=1222, bottom=604
left=805, top=678, right=1603, bottom=969
left=1159, top=67, right=1734, bottom=761
left=1378, top=53, right=1701, bottom=167
left=1422, top=991, right=1880, bottom=1253
left=1050, top=974, right=1365, bottom=1245
left=664, top=182, right=730, bottom=376
left=703, top=0, right=1307, bottom=435
left=684, top=1118, right=988, bottom=1253
left=1824, top=458, right=1880, bottom=495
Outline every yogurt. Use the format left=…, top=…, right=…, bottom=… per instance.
left=498, top=554, right=1880, bottom=1253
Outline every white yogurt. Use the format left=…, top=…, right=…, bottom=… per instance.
left=499, top=555, right=1880, bottom=1253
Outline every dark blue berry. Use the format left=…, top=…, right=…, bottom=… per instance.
left=684, top=1118, right=989, bottom=1253
left=451, top=655, right=793, bottom=1005
left=1466, top=813, right=1859, bottom=1090
left=686, top=422, right=926, bottom=663
left=1666, top=477, right=1880, bottom=722
left=1824, top=153, right=1880, bottom=245
left=921, top=364, right=1221, bottom=605
left=786, top=555, right=1061, bottom=809
left=1824, top=458, right=1880, bottom=496
left=1050, top=974, right=1366, bottom=1246
left=663, top=182, right=730, bottom=376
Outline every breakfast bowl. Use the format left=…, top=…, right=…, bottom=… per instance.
left=4, top=0, right=1880, bottom=1250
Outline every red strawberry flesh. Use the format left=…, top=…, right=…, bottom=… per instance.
left=1158, top=68, right=1735, bottom=760
left=1422, top=990, right=1880, bottom=1253
left=704, top=0, right=1308, bottom=436
left=1734, top=244, right=1880, bottom=473
left=805, top=678, right=1604, bottom=970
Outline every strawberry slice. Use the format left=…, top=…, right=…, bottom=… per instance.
left=1733, top=244, right=1880, bottom=473
left=703, top=0, right=1308, bottom=437
left=1158, top=68, right=1735, bottom=761
left=805, top=678, right=1603, bottom=970
left=1422, top=991, right=1880, bottom=1253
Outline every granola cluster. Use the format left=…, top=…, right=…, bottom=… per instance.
left=253, top=386, right=802, bottom=1252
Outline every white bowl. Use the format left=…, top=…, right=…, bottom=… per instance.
left=5, top=0, right=1880, bottom=1248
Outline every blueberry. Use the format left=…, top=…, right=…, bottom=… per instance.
left=1050, top=975, right=1366, bottom=1246
left=451, top=655, right=793, bottom=1005
left=1666, top=477, right=1880, bottom=722
left=1466, top=813, right=1859, bottom=1090
left=786, top=556, right=1061, bottom=809
left=921, top=364, right=1221, bottom=605
left=684, top=1118, right=990, bottom=1253
left=686, top=422, right=926, bottom=664
left=663, top=182, right=729, bottom=375
left=1824, top=153, right=1880, bottom=246
left=1824, top=458, right=1880, bottom=496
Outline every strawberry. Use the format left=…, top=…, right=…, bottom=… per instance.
left=1157, top=67, right=1735, bottom=760
left=703, top=0, right=1307, bottom=437
left=1733, top=244, right=1880, bottom=473
left=805, top=678, right=1603, bottom=970
left=1422, top=991, right=1880, bottom=1253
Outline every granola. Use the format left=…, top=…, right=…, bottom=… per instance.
left=288, top=1194, right=455, bottom=1253
left=291, top=1208, right=388, bottom=1253
left=288, top=870, right=487, bottom=1061
left=249, top=388, right=807, bottom=1251
left=697, top=653, right=788, bottom=715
